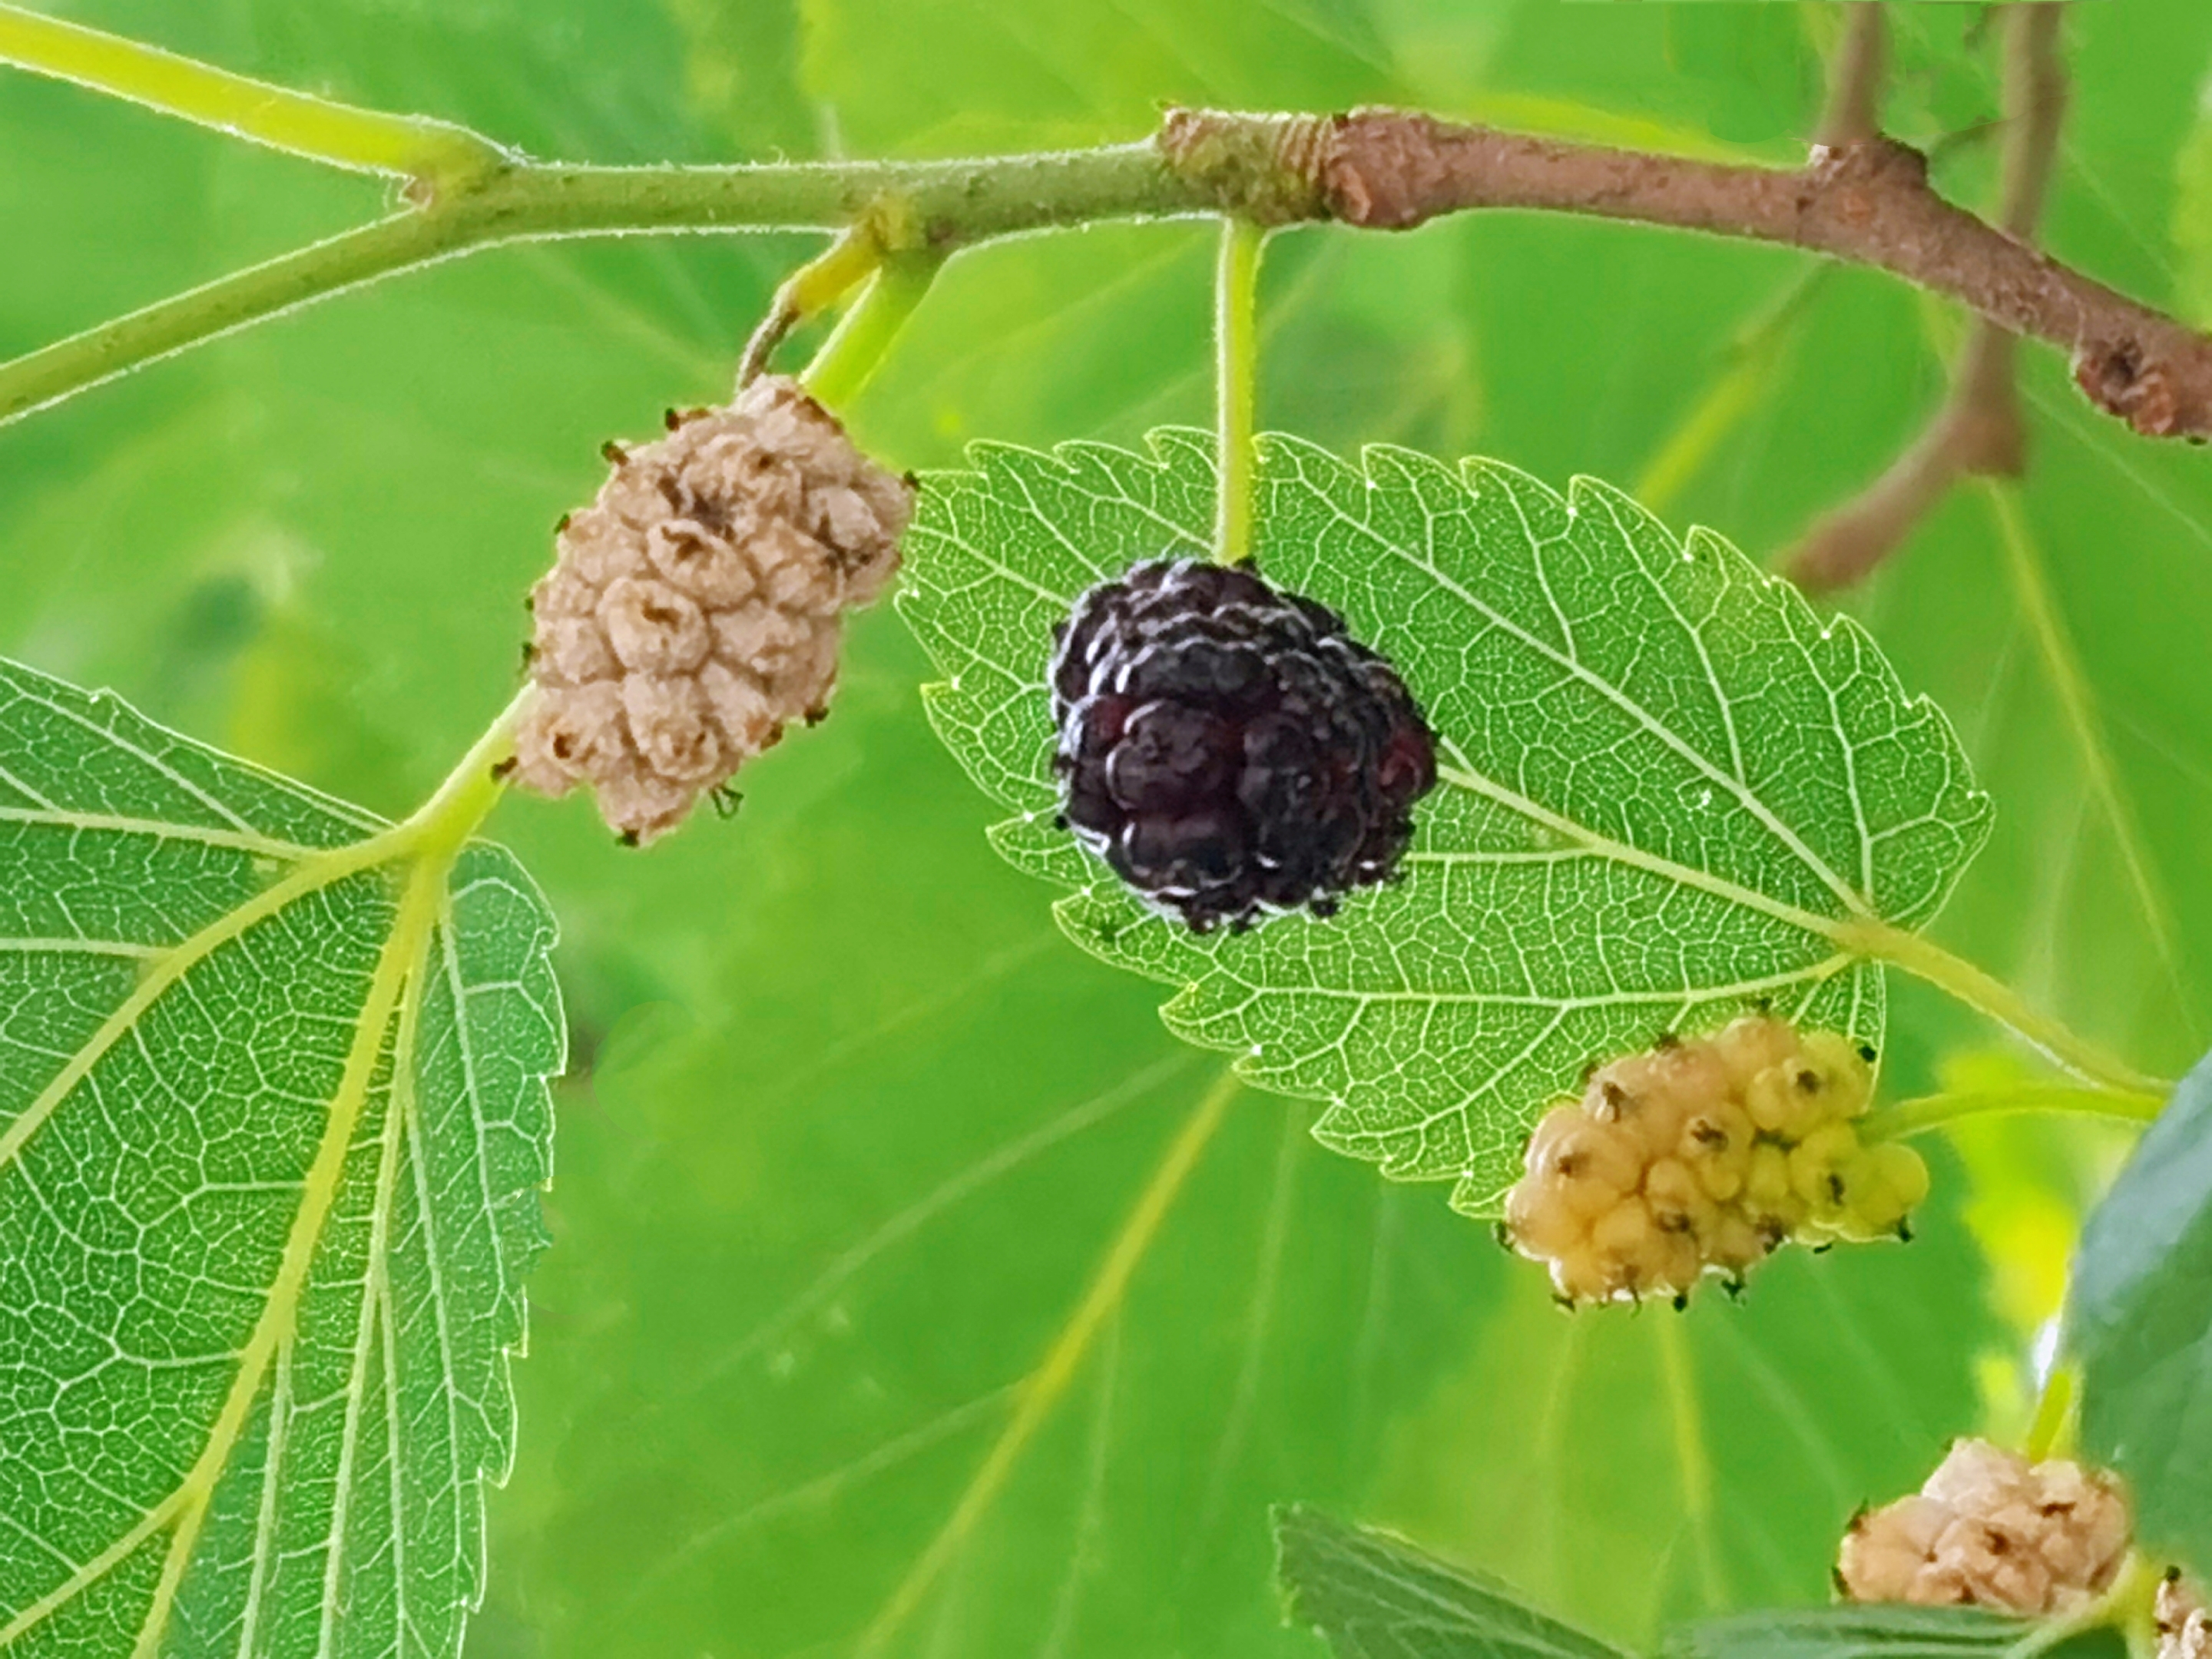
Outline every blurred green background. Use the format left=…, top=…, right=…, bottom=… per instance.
left=3, top=2, right=2208, bottom=1654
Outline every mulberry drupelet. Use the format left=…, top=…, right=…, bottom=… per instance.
left=1048, top=558, right=1438, bottom=932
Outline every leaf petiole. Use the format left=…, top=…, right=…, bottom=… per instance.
left=800, top=248, right=945, bottom=409
left=388, top=684, right=533, bottom=859
left=1838, top=919, right=2169, bottom=1099
left=1861, top=1084, right=2164, bottom=1143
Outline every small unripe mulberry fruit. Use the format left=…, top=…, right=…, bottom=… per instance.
left=1048, top=558, right=1438, bottom=932
left=512, top=376, right=911, bottom=843
left=2159, top=1572, right=2212, bottom=1659
left=1837, top=1439, right=2130, bottom=1618
left=1501, top=1015, right=1926, bottom=1305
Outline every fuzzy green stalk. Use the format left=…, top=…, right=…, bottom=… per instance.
left=1839, top=919, right=2168, bottom=1100
left=1212, top=217, right=1267, bottom=566
left=1861, top=1082, right=2165, bottom=1143
left=802, top=250, right=945, bottom=409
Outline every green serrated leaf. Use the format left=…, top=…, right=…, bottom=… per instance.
left=2065, top=1050, right=2212, bottom=1577
left=896, top=431, right=1991, bottom=1210
left=0, top=657, right=561, bottom=1658
left=1662, top=1604, right=2125, bottom=1659
left=1275, top=1505, right=1633, bottom=1659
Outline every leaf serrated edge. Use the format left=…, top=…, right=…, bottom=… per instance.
left=905, top=433, right=2152, bottom=1156
left=0, top=693, right=542, bottom=1657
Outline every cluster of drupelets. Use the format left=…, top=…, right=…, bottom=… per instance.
left=506, top=348, right=2210, bottom=1653
left=1502, top=1015, right=1930, bottom=1305
left=1839, top=1439, right=2130, bottom=1616
left=1836, top=1439, right=2212, bottom=1655
left=513, top=375, right=911, bottom=844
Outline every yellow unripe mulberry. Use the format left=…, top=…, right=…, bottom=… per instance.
left=1528, top=1115, right=1641, bottom=1220
left=1503, top=1177, right=1586, bottom=1260
left=1788, top=1122, right=1862, bottom=1218
left=1704, top=1212, right=1770, bottom=1274
left=1710, top=1015, right=1800, bottom=1091
left=1800, top=1031, right=1874, bottom=1105
left=1833, top=1142, right=1931, bottom=1240
left=1588, top=1199, right=1654, bottom=1260
left=1743, top=1142, right=1797, bottom=1216
left=1499, top=1015, right=1922, bottom=1306
left=1680, top=1101, right=1753, bottom=1202
left=1644, top=1158, right=1718, bottom=1240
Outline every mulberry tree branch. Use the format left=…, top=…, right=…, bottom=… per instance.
left=1790, top=4, right=2068, bottom=590
left=1168, top=101, right=2211, bottom=442
left=5, top=10, right=2212, bottom=442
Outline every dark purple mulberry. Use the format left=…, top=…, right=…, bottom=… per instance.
left=1049, top=558, right=1438, bottom=932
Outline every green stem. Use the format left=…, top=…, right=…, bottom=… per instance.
left=800, top=249, right=944, bottom=408
left=1213, top=217, right=1266, bottom=566
left=1862, top=1083, right=2164, bottom=1143
left=0, top=2, right=507, bottom=186
left=1838, top=919, right=2170, bottom=1098
left=739, top=226, right=882, bottom=387
left=0, top=147, right=1190, bottom=428
left=393, top=684, right=531, bottom=860
left=2025, top=1361, right=2078, bottom=1463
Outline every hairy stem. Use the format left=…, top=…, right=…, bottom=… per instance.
left=0, top=1, right=507, bottom=187
left=4, top=15, right=2211, bottom=441
left=800, top=249, right=944, bottom=408
left=0, top=147, right=1181, bottom=428
left=396, top=684, right=531, bottom=859
left=1213, top=217, right=1266, bottom=566
left=1839, top=919, right=2167, bottom=1098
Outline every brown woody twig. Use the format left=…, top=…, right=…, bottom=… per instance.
left=1788, top=5, right=2067, bottom=589
left=1163, top=58, right=2205, bottom=444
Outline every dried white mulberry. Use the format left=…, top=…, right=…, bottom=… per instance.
left=513, top=376, right=911, bottom=843
left=1501, top=1016, right=1927, bottom=1305
left=1836, top=1439, right=2131, bottom=1618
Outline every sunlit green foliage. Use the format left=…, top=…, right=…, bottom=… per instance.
left=3, top=2, right=2210, bottom=1657
left=902, top=434, right=1987, bottom=1209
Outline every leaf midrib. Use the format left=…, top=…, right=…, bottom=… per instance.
left=927, top=453, right=1879, bottom=945
left=1303, top=468, right=1875, bottom=922
left=1435, top=756, right=1849, bottom=945
left=0, top=829, right=402, bottom=1177
left=0, top=833, right=455, bottom=1654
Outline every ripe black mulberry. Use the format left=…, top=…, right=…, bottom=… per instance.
left=1048, top=559, right=1437, bottom=932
